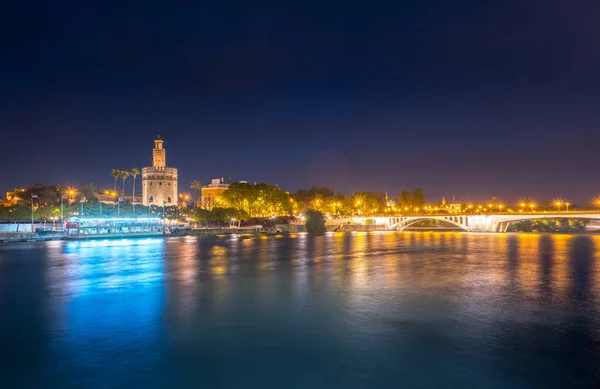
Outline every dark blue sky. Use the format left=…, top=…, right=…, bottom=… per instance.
left=2, top=1, right=600, bottom=203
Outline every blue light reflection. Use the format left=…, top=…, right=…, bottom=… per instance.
left=48, top=237, right=167, bottom=385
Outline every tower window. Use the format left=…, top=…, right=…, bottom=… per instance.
left=159, top=182, right=162, bottom=185
left=149, top=196, right=154, bottom=203
left=167, top=197, right=172, bottom=203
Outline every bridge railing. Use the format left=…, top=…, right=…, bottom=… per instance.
left=342, top=210, right=600, bottom=218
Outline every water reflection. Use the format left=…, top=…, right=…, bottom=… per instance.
left=1, top=232, right=600, bottom=388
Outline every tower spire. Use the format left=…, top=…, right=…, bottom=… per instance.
left=153, top=135, right=166, bottom=168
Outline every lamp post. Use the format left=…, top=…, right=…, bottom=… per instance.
left=31, top=193, right=38, bottom=232
left=60, top=194, right=64, bottom=224
left=80, top=197, right=86, bottom=217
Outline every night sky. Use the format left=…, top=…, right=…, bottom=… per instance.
left=2, top=1, right=600, bottom=204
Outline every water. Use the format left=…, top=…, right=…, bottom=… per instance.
left=1, top=232, right=599, bottom=388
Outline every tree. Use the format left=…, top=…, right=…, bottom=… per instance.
left=0, top=204, right=31, bottom=220
left=255, top=183, right=292, bottom=216
left=35, top=205, right=61, bottom=219
left=222, top=182, right=254, bottom=215
left=130, top=168, right=140, bottom=205
left=80, top=183, right=98, bottom=202
left=292, top=186, right=335, bottom=204
left=305, top=209, right=326, bottom=235
left=111, top=168, right=120, bottom=191
left=351, top=192, right=380, bottom=215
left=120, top=169, right=130, bottom=196
left=210, top=207, right=237, bottom=227
left=192, top=208, right=211, bottom=227
left=411, top=189, right=426, bottom=208
left=190, top=180, right=201, bottom=208
left=39, top=188, right=60, bottom=207
left=221, top=182, right=292, bottom=217
left=398, top=190, right=412, bottom=208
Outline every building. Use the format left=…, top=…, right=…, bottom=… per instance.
left=4, top=188, right=26, bottom=206
left=199, top=178, right=229, bottom=209
left=442, top=195, right=463, bottom=214
left=142, top=136, right=178, bottom=206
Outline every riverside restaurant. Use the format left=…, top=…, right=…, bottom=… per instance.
left=65, top=217, right=165, bottom=239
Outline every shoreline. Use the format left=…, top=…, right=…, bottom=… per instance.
left=2, top=228, right=599, bottom=245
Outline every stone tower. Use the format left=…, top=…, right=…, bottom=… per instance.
left=141, top=135, right=178, bottom=207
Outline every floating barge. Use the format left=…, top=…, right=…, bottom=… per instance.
left=64, top=217, right=166, bottom=240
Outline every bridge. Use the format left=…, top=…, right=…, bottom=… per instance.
left=327, top=212, right=600, bottom=233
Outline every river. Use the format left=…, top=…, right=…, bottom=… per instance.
left=1, top=232, right=599, bottom=388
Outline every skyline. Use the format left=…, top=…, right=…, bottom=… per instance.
left=2, top=1, right=600, bottom=202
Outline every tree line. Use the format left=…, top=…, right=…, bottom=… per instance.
left=182, top=183, right=429, bottom=226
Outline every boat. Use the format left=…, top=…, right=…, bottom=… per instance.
left=64, top=216, right=165, bottom=240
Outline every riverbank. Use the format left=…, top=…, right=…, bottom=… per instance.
left=0, top=232, right=64, bottom=243
left=3, top=226, right=599, bottom=244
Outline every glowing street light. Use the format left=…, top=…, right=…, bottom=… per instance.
left=554, top=200, right=562, bottom=212
left=67, top=187, right=78, bottom=201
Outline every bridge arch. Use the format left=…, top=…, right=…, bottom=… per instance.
left=391, top=217, right=470, bottom=232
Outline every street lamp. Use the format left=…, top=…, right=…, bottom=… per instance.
left=80, top=197, right=86, bottom=216
left=67, top=187, right=77, bottom=202
left=30, top=193, right=38, bottom=232
left=60, top=193, right=65, bottom=223
left=554, top=201, right=562, bottom=213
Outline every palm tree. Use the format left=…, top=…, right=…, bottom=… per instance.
left=111, top=168, right=120, bottom=191
left=190, top=180, right=201, bottom=209
left=130, top=168, right=140, bottom=205
left=120, top=169, right=130, bottom=196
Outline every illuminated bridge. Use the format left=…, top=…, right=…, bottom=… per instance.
left=329, top=212, right=600, bottom=233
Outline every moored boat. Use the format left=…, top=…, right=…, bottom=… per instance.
left=65, top=216, right=165, bottom=240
